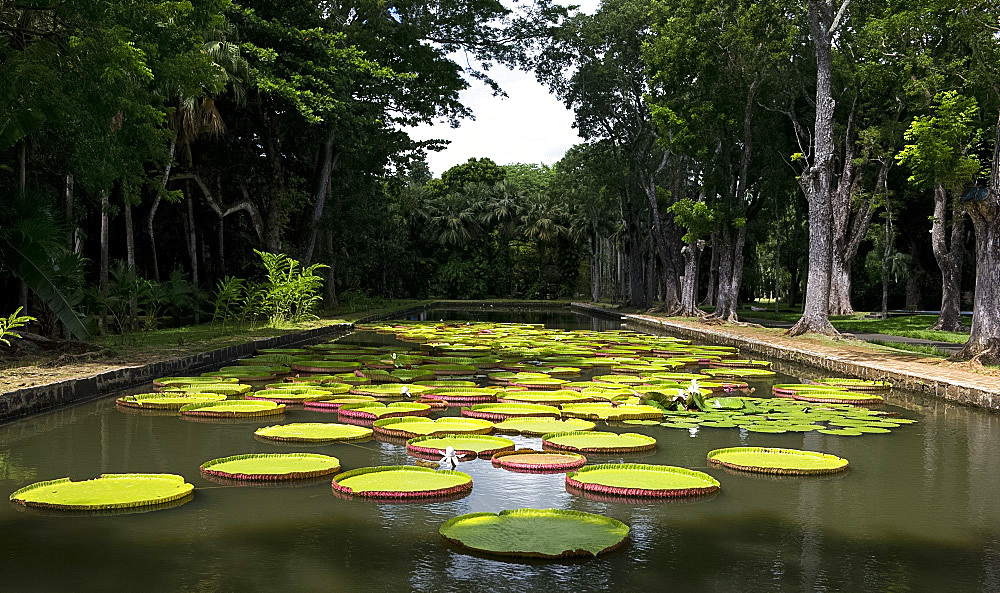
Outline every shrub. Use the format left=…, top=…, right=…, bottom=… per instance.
left=0, top=307, right=36, bottom=346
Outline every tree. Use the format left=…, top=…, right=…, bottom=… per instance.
left=896, top=91, right=981, bottom=331
left=785, top=0, right=852, bottom=336
left=668, top=198, right=716, bottom=316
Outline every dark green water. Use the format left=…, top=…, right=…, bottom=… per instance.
left=1, top=308, right=998, bottom=592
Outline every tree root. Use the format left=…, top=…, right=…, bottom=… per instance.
left=786, top=317, right=839, bottom=337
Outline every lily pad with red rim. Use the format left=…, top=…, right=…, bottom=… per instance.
left=331, top=465, right=472, bottom=499
left=566, top=463, right=720, bottom=498
left=200, top=453, right=341, bottom=481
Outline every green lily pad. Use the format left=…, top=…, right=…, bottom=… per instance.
left=332, top=466, right=472, bottom=499
left=817, top=428, right=864, bottom=436
left=337, top=402, right=431, bottom=420
left=660, top=422, right=700, bottom=429
left=493, top=417, right=596, bottom=436
left=117, top=393, right=227, bottom=410
left=542, top=431, right=656, bottom=453
left=10, top=473, right=194, bottom=510
left=200, top=453, right=341, bottom=481
left=255, top=422, right=373, bottom=442
left=566, top=463, right=720, bottom=497
left=406, top=434, right=515, bottom=458
left=707, top=447, right=849, bottom=475
left=372, top=417, right=495, bottom=438
left=499, top=390, right=591, bottom=405
left=462, top=403, right=561, bottom=420
left=439, top=509, right=629, bottom=558
left=180, top=400, right=285, bottom=418
left=560, top=403, right=663, bottom=421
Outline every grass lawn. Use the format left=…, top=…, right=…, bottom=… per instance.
left=92, top=299, right=429, bottom=358
left=732, top=306, right=971, bottom=344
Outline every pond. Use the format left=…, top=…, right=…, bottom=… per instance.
left=1, top=307, right=998, bottom=592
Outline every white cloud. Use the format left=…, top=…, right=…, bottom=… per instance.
left=405, top=0, right=601, bottom=177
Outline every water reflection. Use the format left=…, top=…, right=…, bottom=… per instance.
left=0, top=307, right=997, bottom=592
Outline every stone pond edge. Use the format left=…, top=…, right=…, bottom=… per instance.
left=571, top=302, right=1000, bottom=412
left=0, top=304, right=430, bottom=424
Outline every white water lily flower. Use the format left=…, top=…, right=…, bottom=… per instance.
left=687, top=379, right=701, bottom=395
left=440, top=445, right=460, bottom=468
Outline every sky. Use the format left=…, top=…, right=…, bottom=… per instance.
left=405, top=0, right=601, bottom=177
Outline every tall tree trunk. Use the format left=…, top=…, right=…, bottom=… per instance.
left=148, top=134, right=176, bottom=282
left=960, top=201, right=1000, bottom=361
left=100, top=190, right=109, bottom=332
left=828, top=99, right=859, bottom=316
left=702, top=231, right=718, bottom=306
left=65, top=173, right=74, bottom=249
left=303, top=128, right=339, bottom=265
left=881, top=211, right=891, bottom=319
left=185, top=191, right=199, bottom=288
left=324, top=231, right=338, bottom=307
left=124, top=197, right=137, bottom=329
left=645, top=235, right=656, bottom=306
left=590, top=229, right=600, bottom=302
left=627, top=227, right=645, bottom=308
left=788, top=0, right=844, bottom=336
left=679, top=240, right=704, bottom=316
left=124, top=200, right=135, bottom=272
left=929, top=183, right=966, bottom=331
left=957, top=113, right=1000, bottom=362
left=642, top=151, right=680, bottom=312
left=217, top=217, right=225, bottom=274
left=713, top=227, right=733, bottom=316
left=774, top=202, right=781, bottom=313
left=714, top=225, right=747, bottom=321
left=905, top=239, right=921, bottom=310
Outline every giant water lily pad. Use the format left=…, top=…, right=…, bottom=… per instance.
left=560, top=403, right=663, bottom=421
left=10, top=473, right=194, bottom=510
left=349, top=384, right=435, bottom=398
left=462, top=403, right=561, bottom=420
left=165, top=383, right=251, bottom=396
left=116, top=393, right=227, bottom=410
left=498, top=390, right=592, bottom=405
left=406, top=434, right=515, bottom=458
left=566, top=463, right=719, bottom=498
left=491, top=449, right=586, bottom=473
left=291, top=360, right=362, bottom=373
left=200, top=453, right=341, bottom=481
left=707, top=447, right=848, bottom=475
left=303, top=396, right=379, bottom=411
left=373, top=417, right=495, bottom=438
left=702, top=368, right=776, bottom=379
left=255, top=422, right=373, bottom=442
left=337, top=402, right=431, bottom=421
left=423, top=387, right=499, bottom=404
left=180, top=400, right=284, bottom=418
left=815, top=378, right=891, bottom=392
left=439, top=509, right=629, bottom=558
left=331, top=466, right=472, bottom=498
left=542, top=431, right=656, bottom=453
left=153, top=376, right=239, bottom=388
left=493, top=417, right=596, bottom=436
left=245, top=389, right=332, bottom=404
left=792, top=391, right=884, bottom=405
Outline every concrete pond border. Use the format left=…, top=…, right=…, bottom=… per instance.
left=571, top=302, right=999, bottom=412
left=0, top=304, right=429, bottom=424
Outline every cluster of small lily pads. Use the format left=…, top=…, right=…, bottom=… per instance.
left=9, top=320, right=913, bottom=559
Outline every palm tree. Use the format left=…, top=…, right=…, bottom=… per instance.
left=431, top=192, right=480, bottom=246
left=147, top=26, right=249, bottom=281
